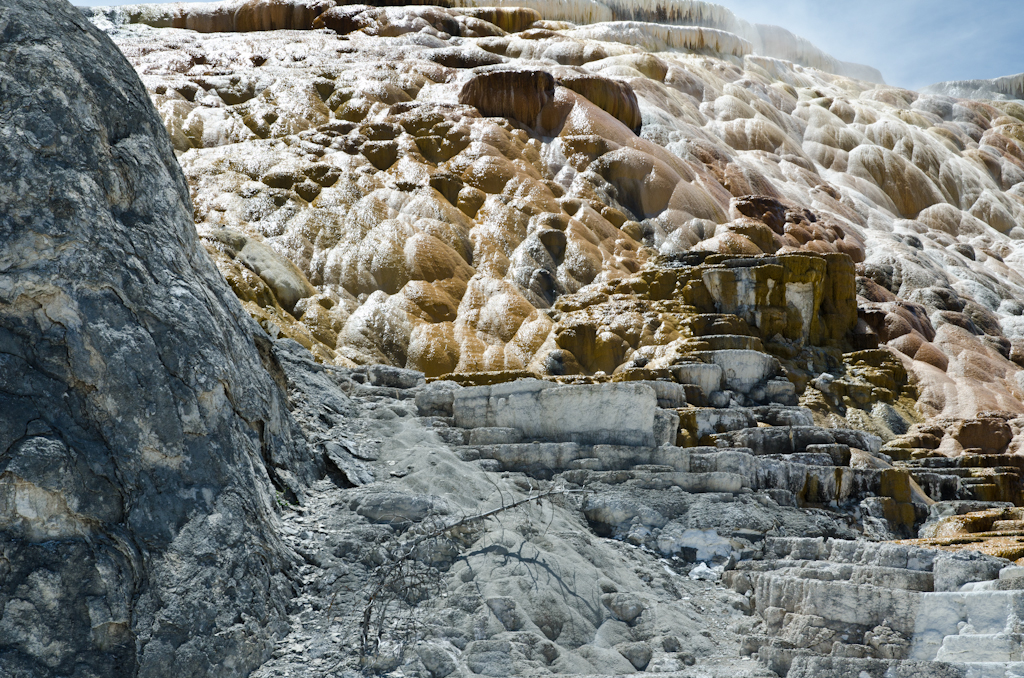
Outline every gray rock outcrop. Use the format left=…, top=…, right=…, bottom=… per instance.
left=0, top=0, right=319, bottom=675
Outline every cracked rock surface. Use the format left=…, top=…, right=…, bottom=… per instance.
left=0, top=1, right=318, bottom=674
left=8, top=0, right=1024, bottom=676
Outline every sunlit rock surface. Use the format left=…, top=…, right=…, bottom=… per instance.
left=926, top=72, right=1024, bottom=102
left=85, top=0, right=1024, bottom=408
left=8, top=0, right=1020, bottom=674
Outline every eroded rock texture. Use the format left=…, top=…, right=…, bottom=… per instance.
left=8, top=0, right=1024, bottom=675
left=0, top=1, right=319, bottom=674
left=84, top=0, right=1024, bottom=420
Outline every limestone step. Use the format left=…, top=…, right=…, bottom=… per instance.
left=680, top=312, right=755, bottom=337
left=751, top=405, right=815, bottom=427
left=883, top=446, right=933, bottom=461
left=805, top=444, right=853, bottom=466
left=728, top=537, right=1024, bottom=675
left=452, top=379, right=676, bottom=447
left=768, top=537, right=940, bottom=569
left=911, top=590, right=1024, bottom=660
left=911, top=471, right=962, bottom=502
left=762, top=452, right=837, bottom=467
left=767, top=563, right=934, bottom=591
left=936, top=634, right=1024, bottom=662
left=690, top=349, right=782, bottom=394
left=787, top=656, right=1024, bottom=678
left=676, top=333, right=765, bottom=352
left=963, top=484, right=1011, bottom=503
left=909, top=468, right=1022, bottom=504
left=904, top=456, right=1024, bottom=471
left=456, top=443, right=694, bottom=474
left=714, top=426, right=882, bottom=456
left=564, top=468, right=746, bottom=493
left=678, top=407, right=757, bottom=440
left=907, top=468, right=1012, bottom=479
left=467, top=427, right=522, bottom=445
left=691, top=450, right=893, bottom=505
left=670, top=362, right=723, bottom=396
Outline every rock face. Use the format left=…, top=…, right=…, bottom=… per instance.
left=452, top=379, right=673, bottom=446
left=725, top=536, right=1023, bottom=676
left=8, top=0, right=1024, bottom=676
left=0, top=1, right=318, bottom=674
left=458, top=69, right=558, bottom=132
left=84, top=0, right=1024, bottom=428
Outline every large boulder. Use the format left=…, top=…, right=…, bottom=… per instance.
left=557, top=73, right=642, bottom=133
left=452, top=379, right=663, bottom=446
left=0, top=1, right=317, bottom=675
left=458, top=69, right=557, bottom=130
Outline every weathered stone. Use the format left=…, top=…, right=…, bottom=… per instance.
left=453, top=6, right=540, bottom=32
left=616, top=641, right=653, bottom=670
left=0, top=2, right=317, bottom=673
left=654, top=408, right=681, bottom=447
left=932, top=552, right=1006, bottom=592
left=952, top=417, right=1013, bottom=453
left=557, top=73, right=642, bottom=133
left=367, top=364, right=425, bottom=389
left=468, top=427, right=523, bottom=445
left=680, top=407, right=757, bottom=440
left=601, top=593, right=645, bottom=625
left=485, top=597, right=526, bottom=631
left=697, top=350, right=781, bottom=394
left=355, top=492, right=449, bottom=525
left=671, top=363, right=724, bottom=395
left=203, top=226, right=316, bottom=312
left=415, top=643, right=458, bottom=678
left=459, top=70, right=556, bottom=131
left=415, top=380, right=463, bottom=417
left=453, top=380, right=662, bottom=446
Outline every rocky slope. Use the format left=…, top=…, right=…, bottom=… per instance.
left=5, top=0, right=1024, bottom=675
left=85, top=0, right=1024, bottom=410
left=88, top=0, right=1024, bottom=543
left=0, top=0, right=322, bottom=674
left=244, top=349, right=1024, bottom=678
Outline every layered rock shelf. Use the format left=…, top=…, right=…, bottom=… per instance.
left=260, top=350, right=1024, bottom=677
left=725, top=536, right=1024, bottom=676
left=5, top=0, right=1024, bottom=675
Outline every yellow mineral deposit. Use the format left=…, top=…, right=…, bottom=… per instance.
left=96, top=0, right=1024, bottom=491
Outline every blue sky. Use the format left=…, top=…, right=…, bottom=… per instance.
left=717, top=0, right=1024, bottom=89
left=83, top=0, right=1024, bottom=90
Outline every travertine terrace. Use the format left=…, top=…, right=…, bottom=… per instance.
left=5, top=0, right=1024, bottom=675
left=87, top=0, right=1024, bottom=412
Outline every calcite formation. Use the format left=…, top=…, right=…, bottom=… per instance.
left=7, top=0, right=1024, bottom=674
left=724, top=536, right=1024, bottom=675
left=85, top=0, right=1024, bottom=421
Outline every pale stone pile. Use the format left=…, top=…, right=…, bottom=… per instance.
left=727, top=536, right=1024, bottom=677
